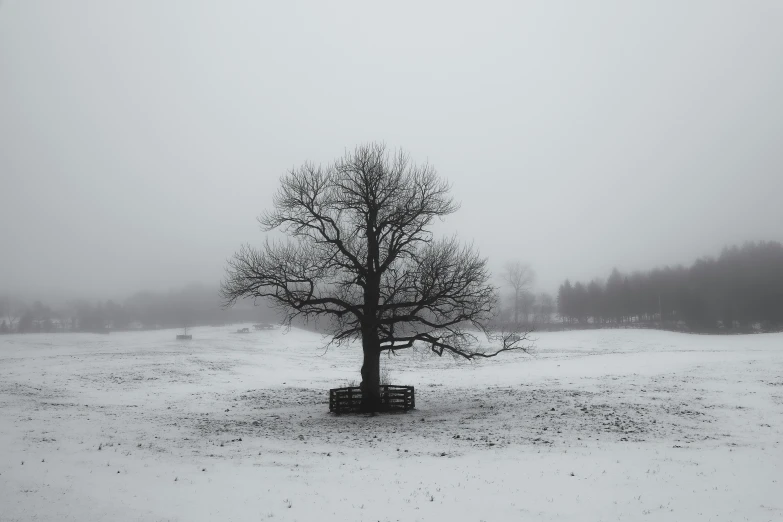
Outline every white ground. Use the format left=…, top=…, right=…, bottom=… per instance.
left=1, top=327, right=781, bottom=522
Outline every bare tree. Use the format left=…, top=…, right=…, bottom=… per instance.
left=221, top=143, right=530, bottom=412
left=518, top=290, right=536, bottom=324
left=534, top=292, right=555, bottom=324
left=0, top=296, right=23, bottom=333
left=0, top=298, right=7, bottom=333
left=502, top=261, right=535, bottom=324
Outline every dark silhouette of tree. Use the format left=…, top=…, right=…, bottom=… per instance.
left=17, top=309, right=34, bottom=333
left=573, top=282, right=590, bottom=323
left=556, top=241, right=783, bottom=332
left=502, top=261, right=534, bottom=324
left=557, top=280, right=573, bottom=323
left=1, top=296, right=23, bottom=332
left=586, top=280, right=605, bottom=324
left=534, top=292, right=555, bottom=324
left=221, top=143, right=528, bottom=412
left=105, top=300, right=130, bottom=330
left=0, top=320, right=8, bottom=334
left=605, top=268, right=625, bottom=324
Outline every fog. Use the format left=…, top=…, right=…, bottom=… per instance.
left=1, top=0, right=782, bottom=302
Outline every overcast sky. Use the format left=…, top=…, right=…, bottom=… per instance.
left=1, top=1, right=782, bottom=301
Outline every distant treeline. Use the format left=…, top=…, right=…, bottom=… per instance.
left=0, top=284, right=276, bottom=334
left=557, top=241, right=783, bottom=332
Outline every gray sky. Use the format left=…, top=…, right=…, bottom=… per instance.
left=1, top=0, right=782, bottom=301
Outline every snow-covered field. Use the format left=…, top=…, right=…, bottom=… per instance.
left=1, top=326, right=781, bottom=521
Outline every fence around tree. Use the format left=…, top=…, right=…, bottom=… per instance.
left=329, top=385, right=415, bottom=413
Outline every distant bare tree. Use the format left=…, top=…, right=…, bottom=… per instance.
left=519, top=290, right=536, bottom=324
left=0, top=297, right=7, bottom=333
left=534, top=292, right=556, bottom=324
left=502, top=261, right=535, bottom=324
left=0, top=296, right=23, bottom=332
left=221, top=143, right=530, bottom=412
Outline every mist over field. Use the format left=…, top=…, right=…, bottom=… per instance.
left=2, top=1, right=782, bottom=308
left=1, top=2, right=783, bottom=521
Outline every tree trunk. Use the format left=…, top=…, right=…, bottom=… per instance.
left=361, top=261, right=382, bottom=412
left=360, top=344, right=381, bottom=412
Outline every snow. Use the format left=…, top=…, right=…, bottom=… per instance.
left=1, top=326, right=781, bottom=521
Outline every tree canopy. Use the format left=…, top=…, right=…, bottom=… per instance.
left=221, top=143, right=528, bottom=410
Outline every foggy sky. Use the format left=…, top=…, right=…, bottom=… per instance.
left=1, top=1, right=782, bottom=301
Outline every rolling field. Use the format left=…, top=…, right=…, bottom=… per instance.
left=1, top=326, right=781, bottom=521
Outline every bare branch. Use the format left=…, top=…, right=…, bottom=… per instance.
left=222, top=143, right=534, bottom=409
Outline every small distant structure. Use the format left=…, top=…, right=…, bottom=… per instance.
left=176, top=324, right=192, bottom=340
left=253, top=323, right=274, bottom=331
left=235, top=327, right=251, bottom=333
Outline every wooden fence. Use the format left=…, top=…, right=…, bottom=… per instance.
left=329, top=385, right=415, bottom=413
